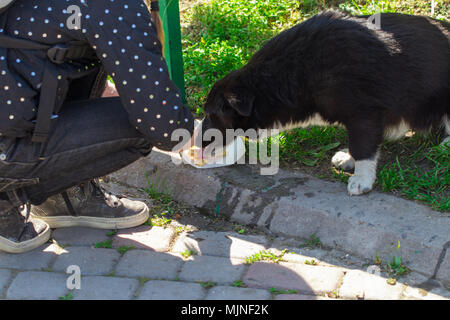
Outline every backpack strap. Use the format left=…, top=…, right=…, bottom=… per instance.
left=32, top=59, right=60, bottom=144
left=0, top=35, right=97, bottom=143
left=0, top=35, right=96, bottom=63
left=0, top=35, right=50, bottom=50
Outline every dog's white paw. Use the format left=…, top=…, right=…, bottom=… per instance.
left=332, top=149, right=355, bottom=172
left=440, top=136, right=450, bottom=147
left=347, top=174, right=375, bottom=196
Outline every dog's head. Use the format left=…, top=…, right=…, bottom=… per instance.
left=202, top=70, right=256, bottom=141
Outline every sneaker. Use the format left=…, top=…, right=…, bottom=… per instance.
left=0, top=201, right=51, bottom=253
left=30, top=179, right=149, bottom=229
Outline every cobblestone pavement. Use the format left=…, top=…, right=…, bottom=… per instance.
left=0, top=210, right=449, bottom=300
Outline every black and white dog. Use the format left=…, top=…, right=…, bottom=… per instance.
left=202, top=11, right=449, bottom=196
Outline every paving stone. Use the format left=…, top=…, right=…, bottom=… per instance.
left=435, top=251, right=449, bottom=285
left=429, top=287, right=450, bottom=300
left=270, top=238, right=328, bottom=260
left=72, top=276, right=140, bottom=300
left=280, top=252, right=327, bottom=265
left=243, top=262, right=344, bottom=295
left=0, top=244, right=58, bottom=271
left=0, top=269, right=13, bottom=297
left=52, top=227, right=111, bottom=246
left=53, top=247, right=120, bottom=276
left=339, top=270, right=404, bottom=300
left=6, top=271, right=68, bottom=300
left=205, top=286, right=271, bottom=300
left=400, top=272, right=429, bottom=287
left=172, top=231, right=269, bottom=258
left=402, top=286, right=449, bottom=300
left=112, top=225, right=176, bottom=252
left=321, top=249, right=369, bottom=270
left=115, top=250, right=182, bottom=279
left=138, top=280, right=205, bottom=300
left=178, top=255, right=246, bottom=285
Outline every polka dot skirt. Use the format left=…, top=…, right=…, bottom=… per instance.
left=0, top=0, right=194, bottom=150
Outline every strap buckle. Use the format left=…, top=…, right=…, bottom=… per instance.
left=47, top=45, right=69, bottom=64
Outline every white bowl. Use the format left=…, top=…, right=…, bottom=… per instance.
left=181, top=136, right=246, bottom=169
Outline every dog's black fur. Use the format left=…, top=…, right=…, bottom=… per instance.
left=202, top=11, right=449, bottom=164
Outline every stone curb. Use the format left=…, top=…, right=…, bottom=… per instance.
left=108, top=149, right=450, bottom=283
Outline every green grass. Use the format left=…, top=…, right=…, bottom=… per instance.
left=181, top=249, right=197, bottom=259
left=269, top=288, right=299, bottom=295
left=141, top=173, right=179, bottom=226
left=279, top=127, right=347, bottom=168
left=305, top=259, right=318, bottom=265
left=59, top=292, right=73, bottom=300
left=245, top=249, right=288, bottom=265
left=299, top=234, right=323, bottom=248
left=375, top=241, right=411, bottom=278
left=116, top=246, right=135, bottom=255
left=232, top=280, right=247, bottom=288
left=106, top=229, right=118, bottom=237
left=94, top=239, right=113, bottom=249
left=182, top=0, right=302, bottom=115
left=199, top=281, right=217, bottom=289
left=181, top=0, right=449, bottom=212
left=377, top=137, right=450, bottom=211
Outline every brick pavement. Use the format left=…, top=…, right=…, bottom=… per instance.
left=0, top=225, right=448, bottom=300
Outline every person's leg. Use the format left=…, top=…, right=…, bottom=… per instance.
left=19, top=97, right=153, bottom=203
left=0, top=97, right=153, bottom=252
left=28, top=97, right=154, bottom=228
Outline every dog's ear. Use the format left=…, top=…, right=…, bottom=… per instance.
left=224, top=90, right=255, bottom=117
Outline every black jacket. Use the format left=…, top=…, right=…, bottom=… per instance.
left=0, top=0, right=194, bottom=151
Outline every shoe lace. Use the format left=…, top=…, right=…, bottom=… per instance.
left=90, top=178, right=108, bottom=198
left=17, top=202, right=31, bottom=240
left=90, top=179, right=126, bottom=200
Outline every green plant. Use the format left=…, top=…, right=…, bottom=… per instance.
left=388, top=241, right=410, bottom=277
left=94, top=239, right=112, bottom=249
left=300, top=234, right=323, bottom=248
left=305, top=259, right=318, bottom=265
left=60, top=292, right=73, bottom=300
left=181, top=250, right=197, bottom=259
left=183, top=0, right=302, bottom=114
left=377, top=141, right=449, bottom=212
left=142, top=173, right=172, bottom=204
left=374, top=252, right=382, bottom=265
left=339, top=0, right=400, bottom=15
left=106, top=229, right=118, bottom=237
left=138, top=277, right=151, bottom=286
left=117, top=246, right=135, bottom=255
left=270, top=288, right=298, bottom=295
left=232, top=280, right=246, bottom=288
left=200, top=281, right=217, bottom=289
left=147, top=213, right=172, bottom=227
left=245, top=249, right=288, bottom=265
left=278, top=127, right=347, bottom=168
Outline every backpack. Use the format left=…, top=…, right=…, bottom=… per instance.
left=0, top=0, right=100, bottom=144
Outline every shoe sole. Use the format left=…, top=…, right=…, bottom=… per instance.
left=30, top=205, right=149, bottom=230
left=0, top=224, right=51, bottom=254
